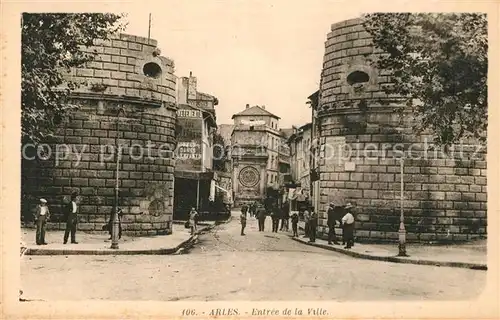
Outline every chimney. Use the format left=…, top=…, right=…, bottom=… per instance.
left=188, top=72, right=197, bottom=101
left=246, top=104, right=250, bottom=109
left=261, top=105, right=266, bottom=110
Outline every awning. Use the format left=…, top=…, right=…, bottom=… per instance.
left=174, top=170, right=215, bottom=180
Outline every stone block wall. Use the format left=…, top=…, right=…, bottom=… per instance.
left=314, top=18, right=487, bottom=242
left=21, top=33, right=178, bottom=236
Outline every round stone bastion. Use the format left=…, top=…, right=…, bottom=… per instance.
left=315, top=18, right=487, bottom=242
left=22, top=33, right=178, bottom=236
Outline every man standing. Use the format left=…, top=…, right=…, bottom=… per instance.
left=256, top=203, right=267, bottom=232
left=280, top=201, right=289, bottom=232
left=240, top=205, right=248, bottom=236
left=341, top=203, right=355, bottom=249
left=290, top=211, right=299, bottom=237
left=327, top=202, right=341, bottom=245
left=308, top=206, right=318, bottom=243
left=271, top=205, right=280, bottom=233
left=106, top=207, right=123, bottom=240
left=34, top=198, right=50, bottom=245
left=64, top=192, right=79, bottom=244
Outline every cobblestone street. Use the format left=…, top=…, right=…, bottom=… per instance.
left=20, top=211, right=486, bottom=301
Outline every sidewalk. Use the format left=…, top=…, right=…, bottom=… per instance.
left=294, top=222, right=487, bottom=270
left=22, top=218, right=230, bottom=255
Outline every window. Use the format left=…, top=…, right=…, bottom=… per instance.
left=143, top=62, right=162, bottom=78
left=347, top=70, right=370, bottom=86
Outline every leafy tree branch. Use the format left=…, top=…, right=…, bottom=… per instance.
left=21, top=13, right=126, bottom=144
left=362, top=13, right=487, bottom=147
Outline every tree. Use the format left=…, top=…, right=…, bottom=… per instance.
left=21, top=13, right=126, bottom=144
left=362, top=13, right=487, bottom=147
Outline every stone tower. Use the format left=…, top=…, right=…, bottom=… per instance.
left=22, top=34, right=178, bottom=236
left=315, top=18, right=487, bottom=242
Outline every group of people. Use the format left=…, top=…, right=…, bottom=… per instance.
left=32, top=192, right=123, bottom=245
left=32, top=192, right=80, bottom=245
left=241, top=201, right=298, bottom=235
left=239, top=199, right=356, bottom=249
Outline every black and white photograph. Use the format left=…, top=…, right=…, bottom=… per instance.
left=2, top=0, right=498, bottom=319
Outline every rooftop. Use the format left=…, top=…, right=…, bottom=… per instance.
left=231, top=104, right=280, bottom=119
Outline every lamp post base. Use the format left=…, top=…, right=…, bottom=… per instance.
left=398, top=223, right=407, bottom=257
left=110, top=213, right=120, bottom=249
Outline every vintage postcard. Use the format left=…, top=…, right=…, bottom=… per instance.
left=1, top=0, right=499, bottom=319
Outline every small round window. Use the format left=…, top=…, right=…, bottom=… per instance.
left=143, top=62, right=162, bottom=79
left=347, top=71, right=370, bottom=85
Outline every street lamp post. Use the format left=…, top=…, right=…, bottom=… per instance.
left=111, top=106, right=124, bottom=249
left=398, top=155, right=407, bottom=256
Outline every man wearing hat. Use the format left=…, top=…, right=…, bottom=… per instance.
left=341, top=203, right=355, bottom=249
left=63, top=192, right=79, bottom=244
left=256, top=203, right=267, bottom=232
left=308, top=206, right=318, bottom=243
left=327, top=202, right=341, bottom=245
left=34, top=198, right=50, bottom=245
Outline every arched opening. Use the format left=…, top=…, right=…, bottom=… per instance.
left=347, top=70, right=370, bottom=85
left=143, top=62, right=162, bottom=79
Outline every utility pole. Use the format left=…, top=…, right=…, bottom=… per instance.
left=148, top=13, right=152, bottom=40
left=398, top=116, right=407, bottom=257
left=111, top=106, right=124, bottom=249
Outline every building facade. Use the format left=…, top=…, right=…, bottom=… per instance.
left=21, top=33, right=177, bottom=235
left=230, top=104, right=283, bottom=206
left=312, top=17, right=487, bottom=242
left=173, top=73, right=219, bottom=219
left=287, top=123, right=312, bottom=199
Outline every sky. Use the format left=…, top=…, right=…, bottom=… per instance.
left=122, top=2, right=362, bottom=128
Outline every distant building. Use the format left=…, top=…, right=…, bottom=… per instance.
left=278, top=128, right=293, bottom=186
left=217, top=124, right=235, bottom=147
left=230, top=104, right=283, bottom=206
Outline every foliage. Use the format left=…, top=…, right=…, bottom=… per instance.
left=21, top=13, right=126, bottom=143
left=362, top=13, right=487, bottom=146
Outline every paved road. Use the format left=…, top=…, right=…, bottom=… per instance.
left=20, top=211, right=485, bottom=301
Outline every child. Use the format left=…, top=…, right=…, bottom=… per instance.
left=302, top=208, right=311, bottom=238
left=290, top=211, right=299, bottom=237
left=189, top=207, right=199, bottom=235
left=341, top=203, right=355, bottom=249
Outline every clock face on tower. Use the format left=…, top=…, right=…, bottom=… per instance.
left=238, top=166, right=260, bottom=188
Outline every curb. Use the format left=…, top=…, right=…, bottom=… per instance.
left=291, top=237, right=487, bottom=271
left=24, top=216, right=233, bottom=256
left=25, top=225, right=213, bottom=256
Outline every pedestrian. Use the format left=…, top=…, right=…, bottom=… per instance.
left=341, top=203, right=355, bottom=249
left=303, top=207, right=311, bottom=238
left=256, top=203, right=267, bottom=232
left=250, top=201, right=256, bottom=217
left=63, top=192, right=79, bottom=244
left=240, top=205, right=248, bottom=236
left=271, top=205, right=280, bottom=233
left=308, top=206, right=318, bottom=243
left=327, top=202, right=341, bottom=245
left=106, top=207, right=123, bottom=240
left=290, top=211, right=299, bottom=237
left=280, top=201, right=289, bottom=231
left=189, top=207, right=199, bottom=235
left=34, top=198, right=50, bottom=245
